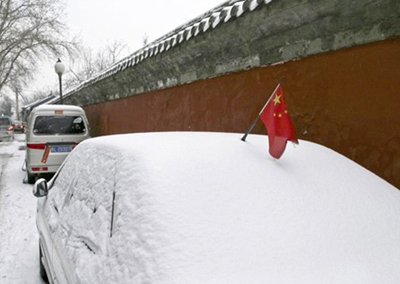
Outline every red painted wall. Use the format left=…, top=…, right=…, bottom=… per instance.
left=84, top=38, right=400, bottom=189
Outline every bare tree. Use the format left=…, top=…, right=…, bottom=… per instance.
left=143, top=33, right=149, bottom=47
left=65, top=40, right=128, bottom=90
left=8, top=78, right=22, bottom=119
left=103, top=41, right=128, bottom=68
left=0, top=95, right=13, bottom=116
left=24, top=89, right=51, bottom=104
left=0, top=0, right=77, bottom=97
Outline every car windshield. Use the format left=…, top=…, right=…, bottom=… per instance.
left=0, top=117, right=11, bottom=126
left=33, top=116, right=86, bottom=135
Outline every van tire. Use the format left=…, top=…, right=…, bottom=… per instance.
left=27, top=172, right=35, bottom=184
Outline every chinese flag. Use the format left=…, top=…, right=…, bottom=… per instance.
left=260, top=85, right=298, bottom=159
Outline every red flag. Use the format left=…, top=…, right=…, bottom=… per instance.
left=259, top=84, right=298, bottom=159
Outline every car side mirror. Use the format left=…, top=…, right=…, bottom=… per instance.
left=33, top=178, right=49, bottom=197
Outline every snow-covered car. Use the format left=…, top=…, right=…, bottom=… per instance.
left=25, top=105, right=90, bottom=184
left=32, top=132, right=400, bottom=284
left=0, top=115, right=14, bottom=141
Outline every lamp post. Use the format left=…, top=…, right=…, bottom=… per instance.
left=54, top=58, right=65, bottom=104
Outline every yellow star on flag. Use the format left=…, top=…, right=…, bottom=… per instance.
left=273, top=94, right=281, bottom=106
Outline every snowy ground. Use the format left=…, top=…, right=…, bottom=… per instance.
left=0, top=134, right=45, bottom=284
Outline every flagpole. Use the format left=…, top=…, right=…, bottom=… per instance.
left=258, top=83, right=281, bottom=116
left=241, top=116, right=259, bottom=141
left=241, top=83, right=281, bottom=142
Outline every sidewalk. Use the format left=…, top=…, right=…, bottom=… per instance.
left=0, top=134, right=45, bottom=284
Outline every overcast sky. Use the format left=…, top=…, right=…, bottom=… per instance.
left=33, top=0, right=225, bottom=95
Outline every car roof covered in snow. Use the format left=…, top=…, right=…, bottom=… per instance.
left=51, top=131, right=400, bottom=283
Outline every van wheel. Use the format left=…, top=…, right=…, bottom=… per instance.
left=39, top=243, right=49, bottom=283
left=27, top=172, right=35, bottom=184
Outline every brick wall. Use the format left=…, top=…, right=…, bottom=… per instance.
left=60, top=0, right=400, bottom=188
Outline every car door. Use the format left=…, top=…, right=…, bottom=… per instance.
left=37, top=196, right=59, bottom=283
left=38, top=162, right=79, bottom=284
left=42, top=143, right=116, bottom=283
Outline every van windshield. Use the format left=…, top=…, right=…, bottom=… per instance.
left=33, top=116, right=86, bottom=135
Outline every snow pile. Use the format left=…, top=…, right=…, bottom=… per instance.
left=0, top=135, right=42, bottom=283
left=44, top=132, right=400, bottom=284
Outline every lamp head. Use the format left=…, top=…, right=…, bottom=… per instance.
left=54, top=58, right=65, bottom=75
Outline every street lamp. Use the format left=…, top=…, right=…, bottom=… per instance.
left=54, top=58, right=65, bottom=104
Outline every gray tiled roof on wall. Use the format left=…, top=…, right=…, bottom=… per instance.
left=59, top=0, right=272, bottom=102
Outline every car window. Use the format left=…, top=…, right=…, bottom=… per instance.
left=33, top=115, right=86, bottom=135
left=0, top=117, right=11, bottom=126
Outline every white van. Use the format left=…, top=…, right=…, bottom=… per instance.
left=25, top=105, right=90, bottom=184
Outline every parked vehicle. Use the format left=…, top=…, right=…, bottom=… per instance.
left=32, top=132, right=400, bottom=284
left=12, top=120, right=25, bottom=132
left=25, top=105, right=90, bottom=184
left=0, top=115, right=14, bottom=141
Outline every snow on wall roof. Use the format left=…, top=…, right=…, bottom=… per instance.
left=61, top=0, right=273, bottom=101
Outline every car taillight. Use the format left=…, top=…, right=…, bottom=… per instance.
left=27, top=143, right=46, bottom=150
left=7, top=126, right=13, bottom=131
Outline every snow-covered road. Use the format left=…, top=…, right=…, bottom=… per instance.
left=0, top=134, right=45, bottom=283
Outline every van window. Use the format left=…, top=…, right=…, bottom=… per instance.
left=0, top=117, right=11, bottom=126
left=33, top=116, right=86, bottom=135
